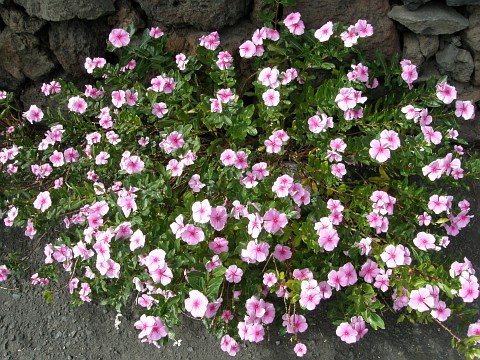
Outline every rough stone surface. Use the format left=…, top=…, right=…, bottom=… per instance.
left=446, top=0, right=480, bottom=5
left=402, top=0, right=433, bottom=10
left=436, top=43, right=474, bottom=83
left=418, top=34, right=439, bottom=59
left=0, top=7, right=46, bottom=34
left=12, top=0, right=115, bottom=22
left=388, top=3, right=469, bottom=35
left=108, top=0, right=145, bottom=29
left=289, top=0, right=401, bottom=60
left=49, top=19, right=110, bottom=77
left=0, top=27, right=55, bottom=81
left=250, top=0, right=276, bottom=27
left=136, top=0, right=252, bottom=31
left=0, top=66, right=22, bottom=91
left=403, top=32, right=424, bottom=66
left=462, top=7, right=480, bottom=54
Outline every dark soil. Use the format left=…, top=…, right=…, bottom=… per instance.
left=0, top=182, right=478, bottom=360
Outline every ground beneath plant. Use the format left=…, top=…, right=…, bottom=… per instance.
left=0, top=182, right=479, bottom=360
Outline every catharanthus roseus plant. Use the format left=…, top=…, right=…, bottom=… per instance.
left=1, top=2, right=480, bottom=358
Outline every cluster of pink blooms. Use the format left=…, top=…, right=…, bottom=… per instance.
left=366, top=190, right=396, bottom=234
left=134, top=315, right=168, bottom=345
left=147, top=74, right=176, bottom=94
left=335, top=87, right=366, bottom=120
left=336, top=316, right=368, bottom=343
left=408, top=284, right=451, bottom=321
left=347, top=62, right=378, bottom=89
left=369, top=129, right=400, bottom=163
left=38, top=124, right=64, bottom=151
left=40, top=80, right=62, bottom=96
left=450, top=258, right=479, bottom=303
left=299, top=279, right=332, bottom=311
left=3, top=206, right=18, bottom=226
left=264, top=129, right=289, bottom=153
left=422, top=153, right=463, bottom=181
left=84, top=57, right=107, bottom=74
left=67, top=96, right=88, bottom=114
left=210, top=88, right=235, bottom=113
left=315, top=199, right=343, bottom=251
left=340, top=19, right=374, bottom=47
left=237, top=295, right=276, bottom=343
left=283, top=12, right=305, bottom=35
left=119, top=151, right=145, bottom=174
left=272, top=174, right=310, bottom=206
left=307, top=112, right=334, bottom=134
left=239, top=26, right=279, bottom=59
left=199, top=31, right=220, bottom=51
left=327, top=138, right=348, bottom=179
left=31, top=273, right=49, bottom=286
left=140, top=249, right=173, bottom=286
left=216, top=51, right=233, bottom=70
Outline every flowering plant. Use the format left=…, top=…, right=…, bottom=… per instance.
left=1, top=1, right=480, bottom=358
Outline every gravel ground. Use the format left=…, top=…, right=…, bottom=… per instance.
left=0, top=182, right=478, bottom=360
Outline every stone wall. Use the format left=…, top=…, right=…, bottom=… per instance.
left=0, top=0, right=480, bottom=137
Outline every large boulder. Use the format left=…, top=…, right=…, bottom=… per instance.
left=402, top=0, right=433, bottom=10
left=49, top=19, right=110, bottom=77
left=0, top=27, right=56, bottom=82
left=436, top=43, right=474, bottom=83
left=288, top=0, right=401, bottom=60
left=0, top=6, right=46, bottom=34
left=12, top=0, right=115, bottom=21
left=388, top=3, right=469, bottom=35
left=462, top=7, right=480, bottom=85
left=446, top=0, right=480, bottom=5
left=135, top=0, right=252, bottom=31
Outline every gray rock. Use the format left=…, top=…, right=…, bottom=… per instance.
left=49, top=19, right=110, bottom=76
left=402, top=0, right=433, bottom=11
left=289, top=0, right=401, bottom=60
left=436, top=43, right=474, bottom=82
left=0, top=66, right=22, bottom=91
left=418, top=34, right=439, bottom=59
left=462, top=7, right=480, bottom=55
left=403, top=32, right=424, bottom=66
left=108, top=0, right=145, bottom=29
left=446, top=0, right=480, bottom=5
left=12, top=0, right=115, bottom=21
left=135, top=0, right=252, bottom=31
left=0, top=27, right=55, bottom=81
left=0, top=7, right=46, bottom=34
left=388, top=3, right=469, bottom=35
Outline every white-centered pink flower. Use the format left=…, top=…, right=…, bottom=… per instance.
left=109, top=28, right=130, bottom=48
left=185, top=290, right=208, bottom=318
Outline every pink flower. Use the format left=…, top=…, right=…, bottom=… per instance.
left=263, top=272, right=277, bottom=287
left=436, top=83, right=457, bottom=104
left=152, top=102, right=168, bottom=118
left=220, top=335, right=239, bottom=356
left=210, top=206, right=227, bottom=231
left=109, top=28, right=130, bottom=48
left=234, top=151, right=248, bottom=170
left=360, top=259, right=380, bottom=283
left=428, top=194, right=449, bottom=214
left=294, top=343, right=307, bottom=357
left=335, top=87, right=357, bottom=111
left=380, top=244, right=405, bottom=268
left=355, top=20, right=374, bottom=37
left=258, top=67, right=280, bottom=88
left=188, top=174, right=205, bottom=193
left=431, top=301, right=451, bottom=322
left=149, top=27, right=164, bottom=38
left=239, top=40, right=256, bottom=58
left=273, top=244, right=292, bottom=261
left=409, top=287, right=435, bottom=312
left=181, top=224, right=205, bottom=245
left=262, top=89, right=280, bottom=107
left=0, top=265, right=10, bottom=282
left=192, top=199, right=212, bottom=224
left=175, top=53, right=188, bottom=70
left=401, top=62, right=418, bottom=89
left=459, top=275, right=479, bottom=303
left=33, top=191, right=52, bottom=212
left=331, top=163, right=347, bottom=178
left=23, top=105, right=43, bottom=123
left=185, top=290, right=209, bottom=318
left=285, top=314, right=308, bottom=334
left=336, top=322, right=358, bottom=344
left=67, top=96, right=87, bottom=114
left=225, top=265, right=243, bottom=283
left=241, top=241, right=270, bottom=263
left=263, top=208, right=288, bottom=234
left=369, top=139, right=391, bottom=163
left=340, top=25, right=359, bottom=47
left=130, top=229, right=145, bottom=251
left=318, top=228, right=340, bottom=251
left=166, top=159, right=184, bottom=177
left=307, top=113, right=333, bottom=133
left=314, top=21, right=333, bottom=42
left=209, top=237, right=229, bottom=254
left=111, top=90, right=125, bottom=108
left=220, top=149, right=237, bottom=166
left=455, top=100, right=475, bottom=120
left=210, top=98, right=222, bottom=113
